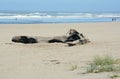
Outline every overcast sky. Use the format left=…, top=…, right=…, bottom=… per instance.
left=0, top=0, right=120, bottom=12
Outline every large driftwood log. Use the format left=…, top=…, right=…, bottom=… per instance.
left=12, top=29, right=90, bottom=46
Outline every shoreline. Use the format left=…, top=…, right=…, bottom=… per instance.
left=0, top=21, right=119, bottom=24
left=0, top=11, right=120, bottom=24
left=0, top=21, right=119, bottom=25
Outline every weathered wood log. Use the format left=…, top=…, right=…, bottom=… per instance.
left=11, top=29, right=90, bottom=46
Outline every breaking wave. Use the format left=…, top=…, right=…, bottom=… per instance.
left=0, top=11, right=120, bottom=23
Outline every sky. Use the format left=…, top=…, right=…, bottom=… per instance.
left=0, top=0, right=120, bottom=12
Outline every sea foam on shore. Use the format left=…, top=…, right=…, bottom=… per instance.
left=0, top=11, right=120, bottom=24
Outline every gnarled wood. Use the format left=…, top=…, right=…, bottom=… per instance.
left=12, top=29, right=90, bottom=46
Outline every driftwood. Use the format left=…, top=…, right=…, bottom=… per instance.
left=12, top=29, right=90, bottom=46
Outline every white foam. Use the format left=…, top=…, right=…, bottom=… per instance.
left=0, top=12, right=120, bottom=19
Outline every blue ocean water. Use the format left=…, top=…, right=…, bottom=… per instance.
left=0, top=11, right=120, bottom=24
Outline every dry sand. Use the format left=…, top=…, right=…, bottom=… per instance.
left=0, top=22, right=120, bottom=79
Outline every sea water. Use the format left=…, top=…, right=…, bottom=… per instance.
left=0, top=11, right=120, bottom=24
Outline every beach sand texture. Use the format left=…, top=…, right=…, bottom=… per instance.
left=0, top=22, right=120, bottom=79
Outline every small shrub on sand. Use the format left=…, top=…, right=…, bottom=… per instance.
left=69, top=64, right=78, bottom=71
left=86, top=56, right=120, bottom=73
left=110, top=74, right=120, bottom=79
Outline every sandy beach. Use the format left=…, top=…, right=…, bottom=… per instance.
left=0, top=22, right=120, bottom=79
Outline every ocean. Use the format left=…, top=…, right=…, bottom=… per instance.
left=0, top=11, right=120, bottom=24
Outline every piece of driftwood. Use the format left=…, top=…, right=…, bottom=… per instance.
left=12, top=29, right=90, bottom=46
